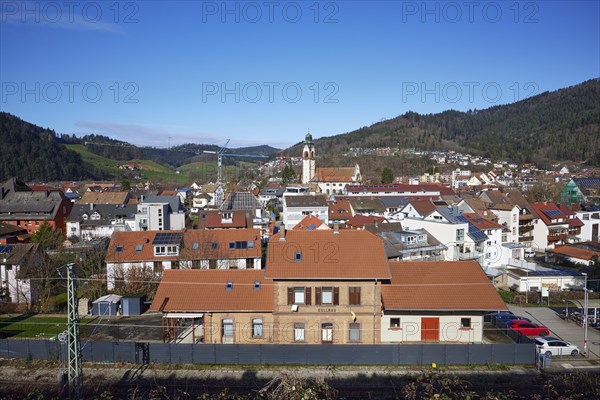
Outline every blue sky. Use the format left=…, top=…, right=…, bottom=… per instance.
left=1, top=1, right=598, bottom=149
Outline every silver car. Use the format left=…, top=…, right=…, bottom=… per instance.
left=534, top=337, right=580, bottom=357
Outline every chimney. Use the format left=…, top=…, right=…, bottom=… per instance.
left=333, top=223, right=340, bottom=234
left=90, top=203, right=94, bottom=210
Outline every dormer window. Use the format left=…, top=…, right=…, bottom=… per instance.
left=154, top=245, right=179, bottom=256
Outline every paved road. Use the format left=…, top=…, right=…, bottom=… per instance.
left=508, top=305, right=600, bottom=360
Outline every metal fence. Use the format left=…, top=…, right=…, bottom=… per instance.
left=490, top=316, right=534, bottom=344
left=0, top=339, right=536, bottom=365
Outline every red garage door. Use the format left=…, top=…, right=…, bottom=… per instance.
left=421, top=317, right=439, bottom=341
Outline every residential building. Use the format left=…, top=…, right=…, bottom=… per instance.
left=478, top=190, right=520, bottom=243
left=105, top=228, right=262, bottom=289
left=575, top=205, right=600, bottom=242
left=364, top=223, right=447, bottom=261
left=531, top=202, right=571, bottom=250
left=135, top=195, right=185, bottom=231
left=282, top=194, right=328, bottom=230
left=0, top=178, right=73, bottom=235
left=66, top=203, right=137, bottom=240
left=505, top=190, right=540, bottom=244
left=150, top=269, right=274, bottom=344
left=78, top=190, right=130, bottom=205
left=348, top=198, right=386, bottom=217
left=506, top=268, right=585, bottom=292
left=345, top=215, right=387, bottom=230
left=546, top=243, right=600, bottom=266
left=0, top=223, right=28, bottom=244
left=558, top=204, right=585, bottom=244
left=0, top=243, right=43, bottom=305
left=198, top=210, right=252, bottom=229
left=345, top=184, right=454, bottom=197
left=265, top=229, right=391, bottom=344
left=327, top=199, right=352, bottom=226
left=381, top=261, right=508, bottom=343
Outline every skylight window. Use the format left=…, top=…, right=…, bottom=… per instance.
left=226, top=281, right=233, bottom=290
left=192, top=242, right=200, bottom=250
left=295, top=252, right=302, bottom=262
left=135, top=244, right=143, bottom=252
left=254, top=281, right=261, bottom=290
left=116, top=245, right=123, bottom=252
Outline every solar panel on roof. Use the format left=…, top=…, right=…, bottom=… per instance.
left=543, top=209, right=562, bottom=217
left=468, top=225, right=488, bottom=241
left=152, top=232, right=183, bottom=245
left=0, top=245, right=13, bottom=254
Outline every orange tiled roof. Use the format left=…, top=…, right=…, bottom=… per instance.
left=106, top=229, right=261, bottom=262
left=150, top=269, right=273, bottom=312
left=292, top=215, right=329, bottom=230
left=198, top=210, right=251, bottom=229
left=462, top=213, right=502, bottom=230
left=265, top=230, right=391, bottom=280
left=382, top=261, right=508, bottom=311
left=346, top=215, right=387, bottom=229
left=313, top=167, right=356, bottom=182
left=328, top=199, right=352, bottom=220
left=409, top=199, right=437, bottom=216
left=548, top=245, right=600, bottom=261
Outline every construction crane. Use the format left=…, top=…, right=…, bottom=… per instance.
left=203, top=139, right=268, bottom=206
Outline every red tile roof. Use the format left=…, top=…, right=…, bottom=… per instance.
left=150, top=269, right=273, bottom=312
left=409, top=199, right=437, bottom=217
left=531, top=202, right=567, bottom=226
left=548, top=245, right=600, bottom=261
left=106, top=229, right=261, bottom=263
left=313, top=167, right=356, bottom=182
left=346, top=215, right=387, bottom=229
left=328, top=200, right=352, bottom=221
left=382, top=261, right=508, bottom=311
left=265, top=230, right=391, bottom=280
left=198, top=210, right=251, bottom=229
left=462, top=213, right=502, bottom=230
left=292, top=215, right=329, bottom=230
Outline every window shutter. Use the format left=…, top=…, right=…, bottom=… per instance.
left=333, top=287, right=339, bottom=305
left=305, top=287, right=312, bottom=305
left=355, top=287, right=361, bottom=305
left=287, top=287, right=293, bottom=305
left=315, top=287, right=321, bottom=305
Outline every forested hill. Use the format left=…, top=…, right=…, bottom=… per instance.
left=0, top=113, right=103, bottom=182
left=292, top=79, right=600, bottom=166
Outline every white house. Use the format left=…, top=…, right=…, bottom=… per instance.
left=381, top=261, right=508, bottom=343
left=575, top=207, right=600, bottom=242
left=105, top=228, right=262, bottom=290
left=0, top=243, right=43, bottom=305
left=281, top=194, right=328, bottom=230
left=135, top=195, right=186, bottom=232
left=66, top=203, right=137, bottom=240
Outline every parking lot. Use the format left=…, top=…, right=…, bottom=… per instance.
left=508, top=305, right=600, bottom=360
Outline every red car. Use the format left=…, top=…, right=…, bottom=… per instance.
left=510, top=320, right=550, bottom=336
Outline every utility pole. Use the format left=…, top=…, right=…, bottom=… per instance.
left=66, top=263, right=83, bottom=399
left=583, top=272, right=588, bottom=357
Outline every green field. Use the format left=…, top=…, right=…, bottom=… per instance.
left=0, top=314, right=95, bottom=339
left=65, top=144, right=260, bottom=185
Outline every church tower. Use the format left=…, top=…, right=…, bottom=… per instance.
left=301, top=131, right=316, bottom=184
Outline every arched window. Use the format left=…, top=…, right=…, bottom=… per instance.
left=252, top=318, right=263, bottom=337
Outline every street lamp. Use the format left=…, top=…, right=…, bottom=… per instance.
left=582, top=272, right=589, bottom=357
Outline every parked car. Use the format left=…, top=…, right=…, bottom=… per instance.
left=524, top=249, right=536, bottom=258
left=493, top=313, right=532, bottom=325
left=510, top=320, right=550, bottom=336
left=534, top=337, right=580, bottom=357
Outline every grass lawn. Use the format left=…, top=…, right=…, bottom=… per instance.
left=0, top=314, right=94, bottom=339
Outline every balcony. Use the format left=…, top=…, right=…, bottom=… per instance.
left=548, top=234, right=567, bottom=243
left=519, top=236, right=534, bottom=242
left=519, top=225, right=534, bottom=234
